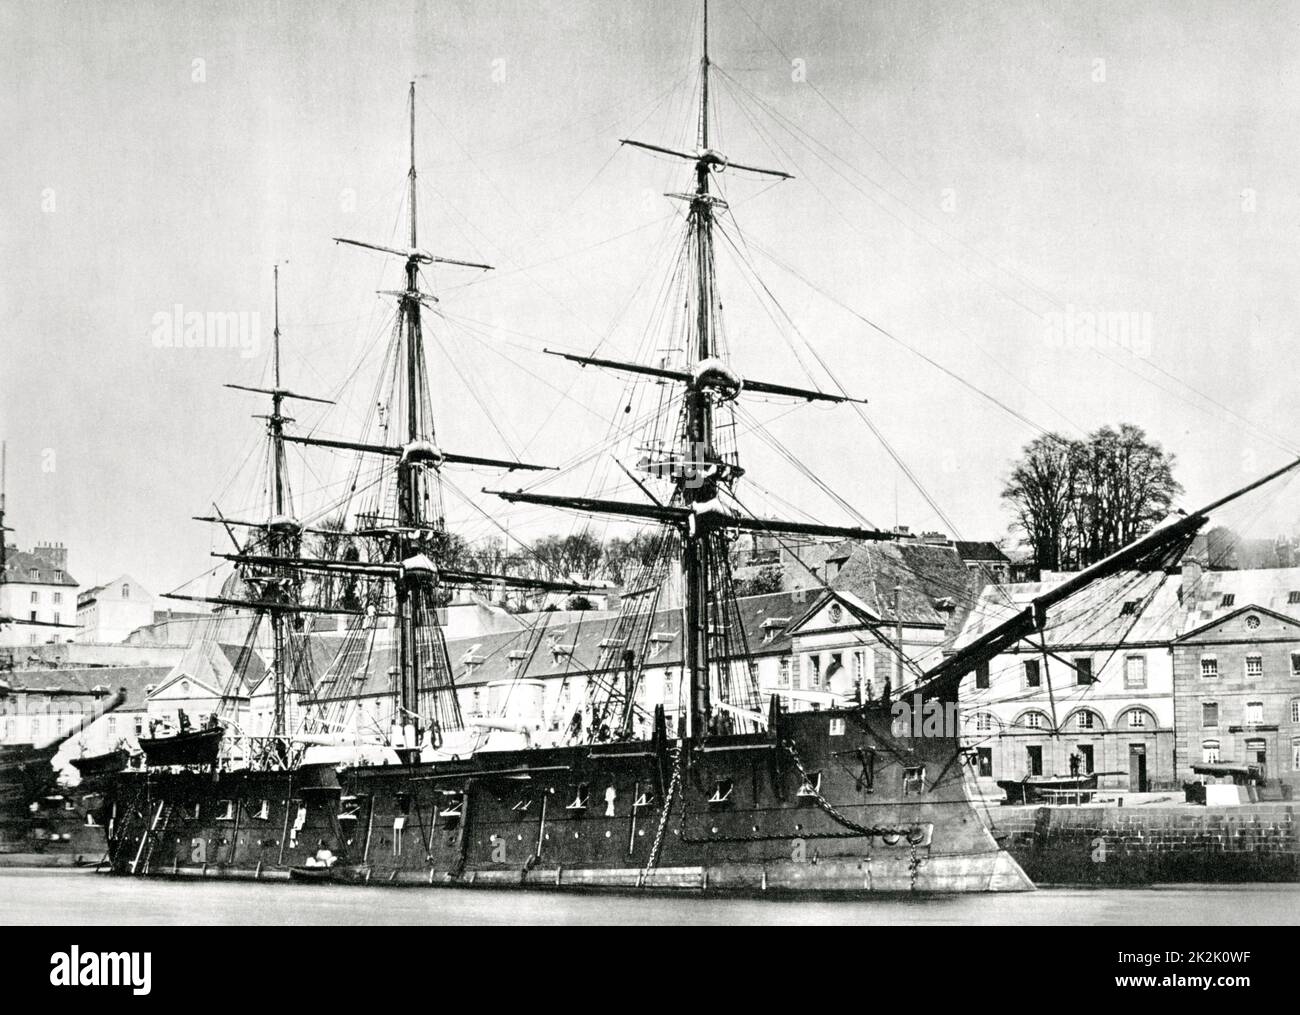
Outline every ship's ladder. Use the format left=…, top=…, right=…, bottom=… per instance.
left=131, top=799, right=174, bottom=875
left=104, top=780, right=149, bottom=869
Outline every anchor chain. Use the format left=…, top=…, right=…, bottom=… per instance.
left=637, top=747, right=682, bottom=887
left=782, top=737, right=914, bottom=840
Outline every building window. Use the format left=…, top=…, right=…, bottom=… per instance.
left=1022, top=711, right=1045, bottom=730
left=1074, top=657, right=1093, bottom=685
left=53, top=592, right=61, bottom=604
left=1078, top=744, right=1095, bottom=773
left=1201, top=656, right=1219, bottom=679
left=107, top=717, right=116, bottom=736
left=29, top=568, right=38, bottom=579
left=1203, top=702, right=1218, bottom=728
left=976, top=747, right=993, bottom=777
left=1127, top=709, right=1147, bottom=729
left=664, top=669, right=677, bottom=704
left=30, top=590, right=38, bottom=604
left=1023, top=659, right=1041, bottom=688
left=1292, top=699, right=1300, bottom=724
left=122, top=584, right=130, bottom=598
left=777, top=656, right=791, bottom=689
left=29, top=611, right=37, bottom=622
left=807, top=655, right=821, bottom=689
left=1291, top=652, right=1300, bottom=678
left=975, top=661, right=989, bottom=689
left=974, top=712, right=994, bottom=734
left=1202, top=740, right=1221, bottom=764
left=1293, top=738, right=1300, bottom=771
left=1123, top=654, right=1147, bottom=690
left=1246, top=655, right=1263, bottom=679
left=53, top=612, right=59, bottom=625
left=1246, top=701, right=1264, bottom=725
left=1076, top=710, right=1095, bottom=731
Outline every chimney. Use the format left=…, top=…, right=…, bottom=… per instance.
left=34, top=541, right=67, bottom=571
left=1180, top=534, right=1207, bottom=600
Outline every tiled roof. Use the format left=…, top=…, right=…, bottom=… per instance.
left=1, top=548, right=77, bottom=587
left=830, top=541, right=978, bottom=636
left=956, top=569, right=1182, bottom=649
left=1176, top=565, right=1300, bottom=634
left=954, top=540, right=1010, bottom=564
left=3, top=666, right=172, bottom=708
left=292, top=590, right=806, bottom=700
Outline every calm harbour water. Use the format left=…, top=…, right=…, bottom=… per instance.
left=1, top=870, right=1298, bottom=924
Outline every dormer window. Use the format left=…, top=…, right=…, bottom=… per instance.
left=647, top=632, right=674, bottom=658
left=1221, top=593, right=1235, bottom=608
left=506, top=649, right=527, bottom=672
left=28, top=568, right=38, bottom=580
left=122, top=584, right=130, bottom=599
left=460, top=644, right=485, bottom=672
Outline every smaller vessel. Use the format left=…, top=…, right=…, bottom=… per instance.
left=136, top=713, right=223, bottom=768
left=69, top=746, right=134, bottom=779
left=997, top=773, right=1099, bottom=805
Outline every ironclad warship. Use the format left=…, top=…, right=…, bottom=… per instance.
left=97, top=2, right=1293, bottom=894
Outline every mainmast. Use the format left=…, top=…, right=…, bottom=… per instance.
left=495, top=0, right=886, bottom=743
left=267, top=264, right=290, bottom=745
left=395, top=80, right=424, bottom=745
left=683, top=0, right=718, bottom=738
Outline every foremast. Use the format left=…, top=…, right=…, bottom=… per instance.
left=257, top=82, right=586, bottom=758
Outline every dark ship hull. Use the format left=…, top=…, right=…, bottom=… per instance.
left=102, top=705, right=1031, bottom=893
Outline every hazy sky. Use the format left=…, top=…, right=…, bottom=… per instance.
left=4, top=0, right=1300, bottom=596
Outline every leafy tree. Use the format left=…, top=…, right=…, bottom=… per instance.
left=1003, top=424, right=1181, bottom=571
